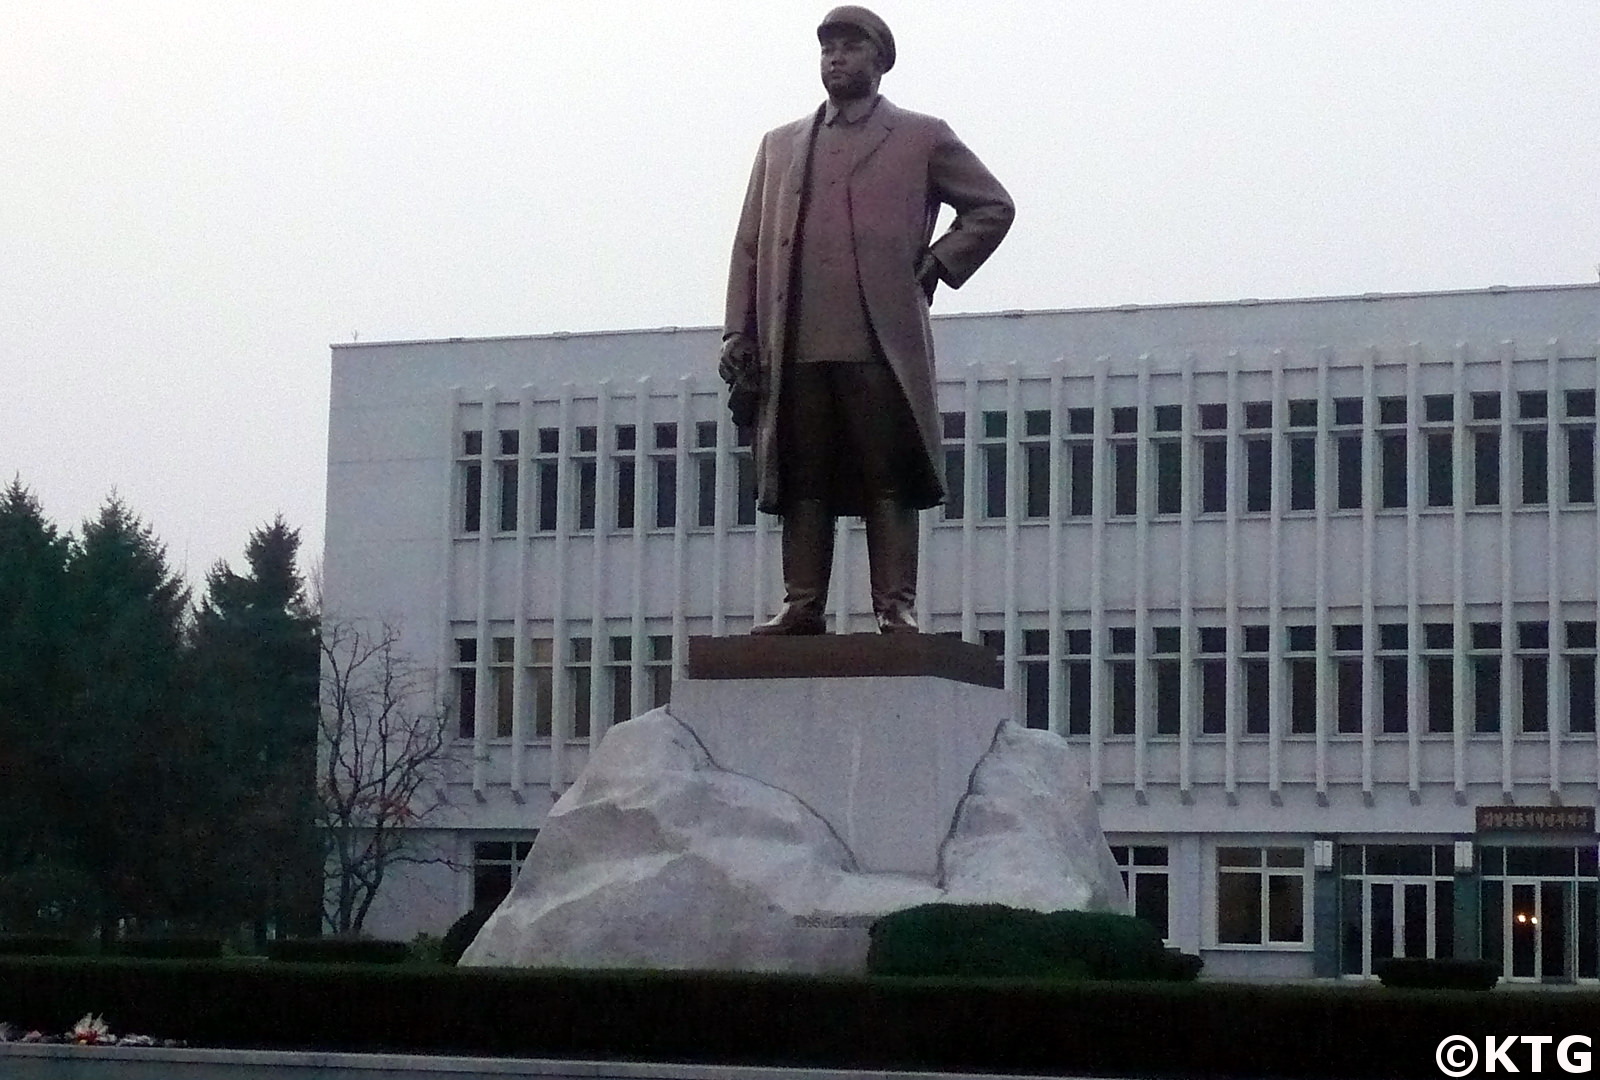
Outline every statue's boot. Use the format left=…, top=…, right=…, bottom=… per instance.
left=751, top=499, right=833, bottom=635
left=865, top=498, right=919, bottom=634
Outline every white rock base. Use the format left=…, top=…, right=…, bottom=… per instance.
left=461, top=695, right=1125, bottom=973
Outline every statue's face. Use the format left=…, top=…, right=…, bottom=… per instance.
left=819, top=28, right=880, bottom=99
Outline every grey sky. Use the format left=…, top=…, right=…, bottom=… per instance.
left=4, top=1, right=1596, bottom=586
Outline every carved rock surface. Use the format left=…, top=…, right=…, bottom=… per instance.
left=940, top=722, right=1127, bottom=912
left=461, top=709, right=1124, bottom=972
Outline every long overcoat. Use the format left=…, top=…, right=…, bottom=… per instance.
left=724, top=96, right=1015, bottom=516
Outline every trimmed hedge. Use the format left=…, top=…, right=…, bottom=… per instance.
left=1376, top=957, right=1499, bottom=991
left=0, top=955, right=1592, bottom=1078
left=867, top=903, right=1197, bottom=980
left=0, top=934, right=79, bottom=957
left=266, top=938, right=411, bottom=964
left=106, top=937, right=224, bottom=960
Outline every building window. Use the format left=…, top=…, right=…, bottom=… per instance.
left=1285, top=624, right=1316, bottom=735
left=1066, top=408, right=1094, bottom=517
left=535, top=428, right=560, bottom=532
left=460, top=429, right=483, bottom=534
left=1110, top=406, right=1139, bottom=517
left=472, top=837, right=537, bottom=910
left=1108, top=626, right=1136, bottom=736
left=530, top=638, right=554, bottom=738
left=1112, top=845, right=1170, bottom=939
left=1021, top=629, right=1049, bottom=729
left=1470, top=622, right=1501, bottom=734
left=1378, top=622, right=1408, bottom=734
left=1286, top=400, right=1316, bottom=512
left=646, top=635, right=673, bottom=709
left=1567, top=621, right=1597, bottom=735
left=1242, top=624, right=1269, bottom=736
left=454, top=637, right=477, bottom=739
left=1152, top=404, right=1182, bottom=516
left=733, top=427, right=757, bottom=526
left=1519, top=392, right=1549, bottom=507
left=1023, top=410, right=1051, bottom=518
left=982, top=410, right=1007, bottom=518
left=1243, top=439, right=1272, bottom=514
left=1566, top=390, right=1596, bottom=505
left=574, top=426, right=598, bottom=531
left=1471, top=392, right=1501, bottom=507
left=941, top=411, right=965, bottom=522
left=496, top=429, right=520, bottom=532
left=1518, top=621, right=1549, bottom=734
left=653, top=422, right=678, bottom=528
left=1422, top=395, right=1453, bottom=509
left=1217, top=846, right=1307, bottom=946
left=567, top=637, right=593, bottom=739
left=1152, top=626, right=1180, bottom=736
left=1332, top=624, right=1362, bottom=734
left=1197, top=626, right=1227, bottom=736
left=1378, top=396, right=1407, bottom=509
left=609, top=636, right=633, bottom=726
left=614, top=424, right=637, bottom=530
left=692, top=420, right=718, bottom=528
left=1198, top=438, right=1227, bottom=514
left=1064, top=629, right=1091, bottom=736
left=491, top=636, right=514, bottom=738
left=1422, top=622, right=1453, bottom=734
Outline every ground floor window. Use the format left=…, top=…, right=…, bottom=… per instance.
left=472, top=836, right=538, bottom=909
left=1216, top=846, right=1307, bottom=945
left=1111, top=844, right=1169, bottom=939
left=1337, top=844, right=1455, bottom=977
left=1480, top=845, right=1600, bottom=982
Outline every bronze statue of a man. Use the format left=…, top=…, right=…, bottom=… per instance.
left=721, top=6, right=1014, bottom=635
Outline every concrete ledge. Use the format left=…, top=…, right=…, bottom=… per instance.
left=0, top=1044, right=1050, bottom=1080
left=685, top=634, right=1001, bottom=688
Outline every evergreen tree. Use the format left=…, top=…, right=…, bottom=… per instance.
left=0, top=480, right=85, bottom=929
left=190, top=516, right=321, bottom=937
left=52, top=495, right=193, bottom=935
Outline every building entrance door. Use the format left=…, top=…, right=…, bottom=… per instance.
left=1362, top=877, right=1442, bottom=975
left=1503, top=879, right=1573, bottom=982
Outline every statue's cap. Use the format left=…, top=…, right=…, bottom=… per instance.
left=817, top=6, right=894, bottom=72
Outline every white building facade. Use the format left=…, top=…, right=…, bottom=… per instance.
left=324, top=283, right=1600, bottom=981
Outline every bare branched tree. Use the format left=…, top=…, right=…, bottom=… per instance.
left=318, top=619, right=460, bottom=935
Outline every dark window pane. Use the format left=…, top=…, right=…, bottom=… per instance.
left=1154, top=403, right=1182, bottom=431
left=1337, top=659, right=1363, bottom=733
left=1381, top=656, right=1408, bottom=733
left=1155, top=441, right=1181, bottom=514
left=1569, top=428, right=1596, bottom=504
left=1201, top=660, right=1227, bottom=734
left=1287, top=624, right=1316, bottom=651
left=1025, top=409, right=1051, bottom=437
left=1423, top=623, right=1452, bottom=649
left=1471, top=392, right=1500, bottom=421
left=1068, top=443, right=1093, bottom=516
left=1153, top=625, right=1180, bottom=653
left=1289, top=659, right=1316, bottom=733
left=735, top=455, right=757, bottom=526
left=1336, top=435, right=1362, bottom=509
left=1244, top=659, right=1270, bottom=735
left=1518, top=391, right=1547, bottom=419
left=1199, top=626, right=1227, bottom=653
left=1067, top=407, right=1094, bottom=434
left=577, top=460, right=597, bottom=530
left=1288, top=436, right=1315, bottom=511
left=1111, top=406, right=1138, bottom=434
left=1110, top=626, right=1135, bottom=653
left=1426, top=432, right=1453, bottom=507
left=1243, top=625, right=1270, bottom=653
left=499, top=429, right=519, bottom=455
left=1218, top=873, right=1262, bottom=944
left=578, top=426, right=598, bottom=452
left=942, top=411, right=965, bottom=439
left=1025, top=443, right=1050, bottom=518
left=462, top=463, right=482, bottom=533
left=1113, top=442, right=1137, bottom=516
left=1243, top=401, right=1271, bottom=429
left=1522, top=657, right=1549, bottom=733
left=1333, top=397, right=1362, bottom=425
left=1427, top=657, right=1453, bottom=733
left=1200, top=440, right=1227, bottom=513
left=1135, top=873, right=1170, bottom=939
left=1065, top=660, right=1091, bottom=735
left=654, top=459, right=677, bottom=527
left=696, top=457, right=715, bottom=527
left=1198, top=403, right=1227, bottom=430
left=653, top=422, right=677, bottom=450
left=1024, top=661, right=1049, bottom=730
left=1474, top=657, right=1501, bottom=733
left=1287, top=399, right=1317, bottom=427
left=1380, top=433, right=1407, bottom=508
left=615, top=460, right=636, bottom=529
left=1154, top=660, right=1180, bottom=735
left=983, top=410, right=1007, bottom=438
left=1379, top=397, right=1406, bottom=425
left=695, top=420, right=717, bottom=449
left=538, top=428, right=559, bottom=454
left=1567, top=390, right=1597, bottom=418
left=457, top=669, right=476, bottom=738
left=1569, top=656, right=1596, bottom=734
left=943, top=447, right=965, bottom=521
left=1521, top=429, right=1548, bottom=505
left=1110, top=661, right=1136, bottom=735
left=1380, top=623, right=1408, bottom=650
left=1333, top=624, right=1362, bottom=651
left=1267, top=875, right=1304, bottom=943
left=1424, top=394, right=1453, bottom=422
left=496, top=464, right=521, bottom=534
left=537, top=461, right=558, bottom=531
left=463, top=430, right=483, bottom=456
left=615, top=424, right=636, bottom=451
left=1245, top=439, right=1272, bottom=512
left=1475, top=430, right=1501, bottom=505
left=985, top=444, right=1007, bottom=517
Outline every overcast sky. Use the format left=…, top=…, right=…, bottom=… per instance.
left=4, top=1, right=1597, bottom=588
